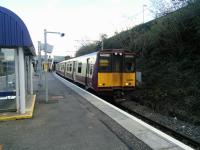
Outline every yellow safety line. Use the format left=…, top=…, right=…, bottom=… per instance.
left=0, top=95, right=36, bottom=121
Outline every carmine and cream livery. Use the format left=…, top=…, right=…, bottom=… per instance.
left=56, top=49, right=136, bottom=98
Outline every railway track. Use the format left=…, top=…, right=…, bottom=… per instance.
left=57, top=73, right=200, bottom=149
left=114, top=101, right=200, bottom=149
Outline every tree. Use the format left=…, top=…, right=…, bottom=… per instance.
left=64, top=55, right=71, bottom=60
left=150, top=0, right=190, bottom=17
left=75, top=43, right=98, bottom=57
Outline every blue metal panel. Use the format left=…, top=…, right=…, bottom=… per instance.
left=0, top=6, right=35, bottom=55
left=0, top=91, right=16, bottom=97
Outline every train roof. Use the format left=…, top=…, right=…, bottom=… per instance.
left=100, top=49, right=135, bottom=54
left=59, top=51, right=99, bottom=64
left=58, top=49, right=135, bottom=64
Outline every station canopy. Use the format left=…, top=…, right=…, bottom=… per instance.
left=0, top=6, right=35, bottom=56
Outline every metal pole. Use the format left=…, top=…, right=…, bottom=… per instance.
left=143, top=5, right=147, bottom=24
left=143, top=5, right=144, bottom=23
left=43, top=29, right=64, bottom=103
left=29, top=57, right=33, bottom=95
left=101, top=40, right=104, bottom=50
left=38, top=41, right=42, bottom=86
left=44, top=29, right=48, bottom=103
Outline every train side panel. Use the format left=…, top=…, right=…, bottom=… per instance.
left=56, top=49, right=136, bottom=98
left=56, top=52, right=99, bottom=88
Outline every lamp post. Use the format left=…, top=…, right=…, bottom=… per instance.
left=143, top=4, right=147, bottom=23
left=44, top=29, right=65, bottom=103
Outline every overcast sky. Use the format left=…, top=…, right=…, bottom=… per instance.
left=1, top=0, right=153, bottom=57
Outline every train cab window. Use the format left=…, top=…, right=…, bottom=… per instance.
left=112, top=54, right=123, bottom=72
left=78, top=63, right=82, bottom=73
left=124, top=55, right=135, bottom=72
left=99, top=53, right=111, bottom=72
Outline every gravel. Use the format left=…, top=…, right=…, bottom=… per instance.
left=118, top=99, right=200, bottom=144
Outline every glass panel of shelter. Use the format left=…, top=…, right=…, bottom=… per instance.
left=0, top=48, right=16, bottom=92
left=0, top=48, right=16, bottom=110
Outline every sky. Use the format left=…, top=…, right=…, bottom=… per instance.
left=0, top=0, right=153, bottom=57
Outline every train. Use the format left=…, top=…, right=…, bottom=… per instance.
left=56, top=49, right=136, bottom=98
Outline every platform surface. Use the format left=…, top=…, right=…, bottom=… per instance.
left=0, top=73, right=151, bottom=150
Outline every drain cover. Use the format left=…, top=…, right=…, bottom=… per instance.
left=50, top=96, right=64, bottom=100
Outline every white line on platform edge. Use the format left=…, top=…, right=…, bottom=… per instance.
left=54, top=73, right=194, bottom=150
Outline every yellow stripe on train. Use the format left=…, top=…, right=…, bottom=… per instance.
left=98, top=73, right=136, bottom=87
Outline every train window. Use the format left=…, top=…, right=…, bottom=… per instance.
left=124, top=55, right=135, bottom=72
left=78, top=63, right=82, bottom=73
left=99, top=53, right=111, bottom=72
left=62, top=64, right=65, bottom=71
left=67, top=63, right=70, bottom=72
left=112, top=55, right=122, bottom=72
left=69, top=64, right=72, bottom=72
left=0, top=48, right=16, bottom=92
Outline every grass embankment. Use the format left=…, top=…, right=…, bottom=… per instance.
left=76, top=2, right=200, bottom=123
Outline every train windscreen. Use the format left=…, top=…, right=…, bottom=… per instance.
left=112, top=54, right=123, bottom=72
left=99, top=53, right=111, bottom=72
left=124, top=55, right=135, bottom=72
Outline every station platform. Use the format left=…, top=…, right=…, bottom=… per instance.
left=0, top=73, right=193, bottom=150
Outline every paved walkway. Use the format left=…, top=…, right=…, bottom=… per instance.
left=0, top=73, right=151, bottom=150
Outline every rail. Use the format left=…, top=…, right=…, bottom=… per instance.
left=117, top=104, right=200, bottom=149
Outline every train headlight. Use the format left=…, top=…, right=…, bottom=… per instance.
left=114, top=52, right=118, bottom=55
left=125, top=82, right=131, bottom=86
left=119, top=53, right=122, bottom=56
left=99, top=83, right=105, bottom=86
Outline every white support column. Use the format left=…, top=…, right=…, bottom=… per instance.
left=29, top=57, right=33, bottom=95
left=15, top=49, right=20, bottom=113
left=18, top=47, right=26, bottom=114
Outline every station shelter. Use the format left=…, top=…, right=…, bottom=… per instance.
left=0, top=6, right=35, bottom=114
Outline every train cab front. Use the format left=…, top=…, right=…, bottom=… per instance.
left=97, top=49, right=136, bottom=98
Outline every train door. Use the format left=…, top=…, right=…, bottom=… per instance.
left=64, top=63, right=67, bottom=77
left=72, top=61, right=76, bottom=80
left=112, top=53, right=123, bottom=87
left=85, top=58, right=90, bottom=87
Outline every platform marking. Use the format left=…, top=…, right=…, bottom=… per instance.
left=54, top=73, right=194, bottom=150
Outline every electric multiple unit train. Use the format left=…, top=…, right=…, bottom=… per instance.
left=56, top=49, right=136, bottom=98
